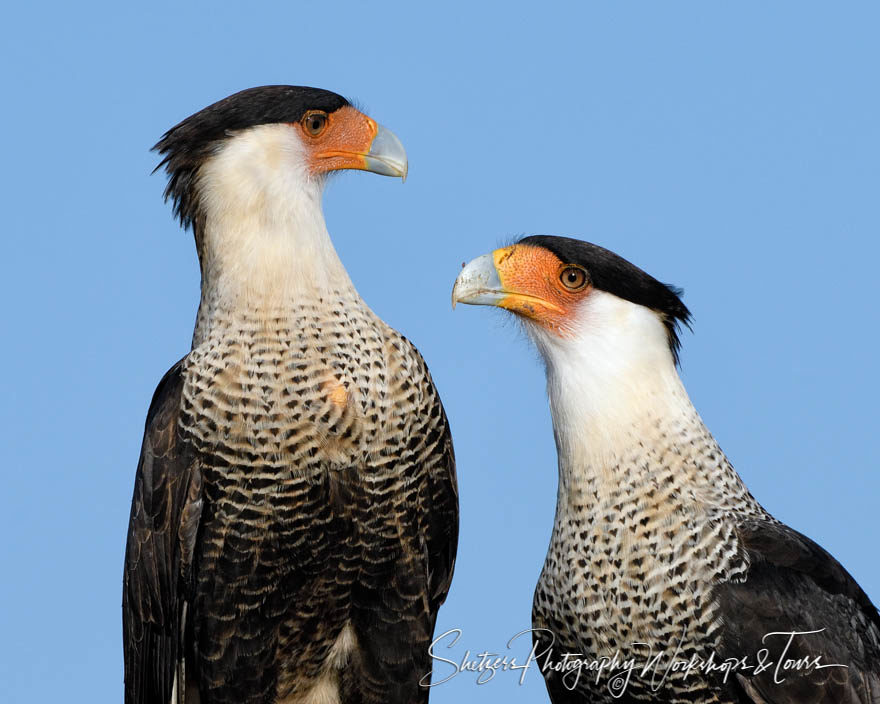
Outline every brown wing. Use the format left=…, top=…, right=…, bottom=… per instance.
left=717, top=519, right=880, bottom=704
left=123, top=360, right=204, bottom=704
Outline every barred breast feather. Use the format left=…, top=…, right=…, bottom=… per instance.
left=123, top=291, right=458, bottom=704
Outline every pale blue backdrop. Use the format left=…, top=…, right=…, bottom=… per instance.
left=1, top=2, right=877, bottom=701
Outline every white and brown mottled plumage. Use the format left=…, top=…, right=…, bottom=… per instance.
left=123, top=86, right=458, bottom=704
left=453, top=236, right=880, bottom=703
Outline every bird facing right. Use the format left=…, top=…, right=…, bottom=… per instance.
left=452, top=235, right=880, bottom=703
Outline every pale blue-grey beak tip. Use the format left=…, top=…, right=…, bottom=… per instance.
left=365, top=124, right=408, bottom=182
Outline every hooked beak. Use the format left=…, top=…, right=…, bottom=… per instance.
left=311, top=106, right=408, bottom=181
left=363, top=124, right=408, bottom=181
left=453, top=245, right=574, bottom=336
left=451, top=254, right=508, bottom=309
left=452, top=246, right=565, bottom=325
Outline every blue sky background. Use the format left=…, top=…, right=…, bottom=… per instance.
left=1, top=2, right=878, bottom=701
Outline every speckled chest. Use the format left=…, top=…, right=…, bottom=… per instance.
left=532, top=414, right=766, bottom=702
left=179, top=294, right=427, bottom=493
left=176, top=292, right=444, bottom=700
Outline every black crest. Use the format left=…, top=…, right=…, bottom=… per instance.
left=519, top=235, right=692, bottom=362
left=153, top=86, right=350, bottom=236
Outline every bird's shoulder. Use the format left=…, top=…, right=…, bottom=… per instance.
left=732, top=518, right=879, bottom=617
left=716, top=516, right=880, bottom=702
left=373, top=321, right=446, bottom=399
left=376, top=321, right=429, bottom=368
left=373, top=322, right=458, bottom=604
left=143, top=357, right=187, bottom=441
left=123, top=357, right=204, bottom=704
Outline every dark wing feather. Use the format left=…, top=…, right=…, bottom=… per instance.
left=717, top=519, right=880, bottom=704
left=123, top=360, right=204, bottom=704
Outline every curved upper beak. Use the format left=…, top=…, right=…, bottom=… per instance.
left=312, top=107, right=408, bottom=181
left=364, top=124, right=408, bottom=181
left=453, top=246, right=569, bottom=332
left=451, top=254, right=508, bottom=309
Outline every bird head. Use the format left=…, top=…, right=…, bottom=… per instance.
left=452, top=236, right=691, bottom=378
left=153, top=85, right=407, bottom=243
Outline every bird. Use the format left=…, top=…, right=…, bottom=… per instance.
left=452, top=235, right=880, bottom=703
left=122, top=86, right=458, bottom=704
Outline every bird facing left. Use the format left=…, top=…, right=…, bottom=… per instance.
left=122, top=86, right=459, bottom=704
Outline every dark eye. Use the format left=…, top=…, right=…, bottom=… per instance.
left=303, top=111, right=328, bottom=136
left=559, top=266, right=588, bottom=291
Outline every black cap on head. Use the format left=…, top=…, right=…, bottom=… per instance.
left=154, top=85, right=350, bottom=234
left=519, top=235, right=692, bottom=362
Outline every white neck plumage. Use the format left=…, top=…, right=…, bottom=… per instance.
left=529, top=291, right=711, bottom=495
left=191, top=124, right=356, bottom=341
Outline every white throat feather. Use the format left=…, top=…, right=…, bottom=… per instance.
left=526, top=290, right=698, bottom=490
left=195, top=124, right=354, bottom=318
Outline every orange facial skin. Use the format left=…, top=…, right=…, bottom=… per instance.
left=493, top=244, right=593, bottom=336
left=294, top=105, right=378, bottom=175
